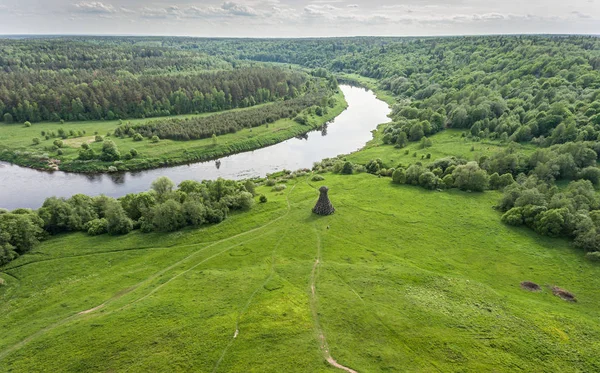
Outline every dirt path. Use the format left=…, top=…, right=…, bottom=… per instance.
left=309, top=225, right=358, bottom=373
left=0, top=183, right=298, bottom=362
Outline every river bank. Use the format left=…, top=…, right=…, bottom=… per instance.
left=0, top=86, right=390, bottom=209
left=0, top=90, right=347, bottom=174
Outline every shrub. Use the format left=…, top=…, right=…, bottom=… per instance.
left=452, top=161, right=489, bottom=191
left=3, top=113, right=13, bottom=123
left=100, top=140, right=120, bottom=161
left=133, top=133, right=144, bottom=141
left=265, top=179, right=276, bottom=187
left=272, top=184, right=287, bottom=192
left=585, top=252, right=600, bottom=262
left=392, top=168, right=406, bottom=184
left=311, top=174, right=325, bottom=181
left=95, top=135, right=104, bottom=142
left=32, top=138, right=40, bottom=145
left=341, top=161, right=353, bottom=175
left=81, top=143, right=90, bottom=150
left=85, top=218, right=108, bottom=236
left=56, top=149, right=64, bottom=156
left=78, top=148, right=95, bottom=160
left=151, top=135, right=160, bottom=143
left=53, top=139, right=63, bottom=148
left=24, top=121, right=31, bottom=127
left=130, top=148, right=138, bottom=157
left=501, top=207, right=524, bottom=226
left=259, top=195, right=268, bottom=203
left=244, top=180, right=256, bottom=196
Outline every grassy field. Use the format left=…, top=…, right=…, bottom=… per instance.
left=1, top=172, right=599, bottom=372
left=0, top=91, right=347, bottom=172
left=347, top=128, right=537, bottom=169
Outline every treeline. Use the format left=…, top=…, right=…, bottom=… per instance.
left=0, top=177, right=256, bottom=266
left=313, top=139, right=600, bottom=257
left=122, top=84, right=338, bottom=141
left=0, top=37, right=308, bottom=123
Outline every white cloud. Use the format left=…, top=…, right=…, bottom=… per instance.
left=73, top=1, right=116, bottom=14
left=222, top=2, right=259, bottom=16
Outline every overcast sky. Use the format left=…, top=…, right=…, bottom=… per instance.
left=0, top=0, right=598, bottom=37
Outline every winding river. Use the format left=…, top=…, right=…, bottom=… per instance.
left=0, top=85, right=390, bottom=210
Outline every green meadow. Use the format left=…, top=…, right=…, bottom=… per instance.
left=0, top=91, right=347, bottom=172
left=1, top=173, right=599, bottom=372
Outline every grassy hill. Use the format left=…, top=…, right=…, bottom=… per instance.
left=1, top=173, right=599, bottom=372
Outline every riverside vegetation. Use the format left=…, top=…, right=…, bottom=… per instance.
left=1, top=35, right=600, bottom=371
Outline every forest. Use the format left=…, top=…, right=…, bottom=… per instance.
left=0, top=38, right=309, bottom=122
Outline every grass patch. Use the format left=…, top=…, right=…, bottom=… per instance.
left=1, top=173, right=599, bottom=372
left=347, top=128, right=537, bottom=168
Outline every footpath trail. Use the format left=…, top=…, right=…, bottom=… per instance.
left=0, top=184, right=298, bottom=363
left=309, top=224, right=358, bottom=373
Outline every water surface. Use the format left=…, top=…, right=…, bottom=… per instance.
left=0, top=85, right=390, bottom=209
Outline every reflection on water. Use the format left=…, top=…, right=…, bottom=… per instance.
left=0, top=85, right=391, bottom=209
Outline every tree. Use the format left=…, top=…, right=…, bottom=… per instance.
left=341, top=161, right=353, bottom=174
left=392, top=168, right=406, bottom=184
left=151, top=200, right=186, bottom=232
left=244, top=180, right=256, bottom=196
left=100, top=140, right=120, bottom=161
left=409, top=123, right=425, bottom=141
left=3, top=113, right=13, bottom=124
left=534, top=209, right=566, bottom=237
left=395, top=131, right=408, bottom=148
left=105, top=201, right=133, bottom=235
left=151, top=176, right=175, bottom=200
left=211, top=133, right=218, bottom=145
left=452, top=161, right=489, bottom=192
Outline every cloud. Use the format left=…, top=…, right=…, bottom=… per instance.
left=222, top=2, right=259, bottom=17
left=73, top=1, right=116, bottom=14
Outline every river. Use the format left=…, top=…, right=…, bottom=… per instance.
left=0, top=85, right=390, bottom=210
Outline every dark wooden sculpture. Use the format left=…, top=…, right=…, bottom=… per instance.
left=313, top=186, right=335, bottom=215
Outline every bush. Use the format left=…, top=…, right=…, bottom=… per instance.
left=392, top=168, right=406, bottom=184
left=244, top=180, right=256, bottom=196
left=32, top=138, right=40, bottom=145
left=311, top=174, right=325, bottom=181
left=130, top=148, right=138, bottom=157
left=151, top=135, right=160, bottom=143
left=501, top=207, right=524, bottom=226
left=85, top=218, right=108, bottom=236
left=3, top=113, right=13, bottom=123
left=452, top=161, right=489, bottom=191
left=81, top=143, right=90, bottom=150
left=585, top=252, right=600, bottom=262
left=24, top=121, right=31, bottom=127
left=265, top=179, right=276, bottom=187
left=57, top=149, right=64, bottom=156
left=341, top=161, right=353, bottom=175
left=272, top=184, right=287, bottom=192
left=95, top=135, right=104, bottom=142
left=133, top=133, right=144, bottom=141
left=259, top=195, right=268, bottom=203
left=53, top=139, right=63, bottom=148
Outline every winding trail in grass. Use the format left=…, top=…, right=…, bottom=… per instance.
left=211, top=228, right=290, bottom=373
left=0, top=184, right=298, bottom=362
left=309, top=225, right=358, bottom=373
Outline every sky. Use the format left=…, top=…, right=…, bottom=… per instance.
left=0, top=0, right=598, bottom=37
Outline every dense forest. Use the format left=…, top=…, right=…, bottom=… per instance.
left=0, top=38, right=309, bottom=122
left=123, top=83, right=337, bottom=141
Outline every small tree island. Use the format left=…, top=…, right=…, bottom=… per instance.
left=313, top=186, right=335, bottom=216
